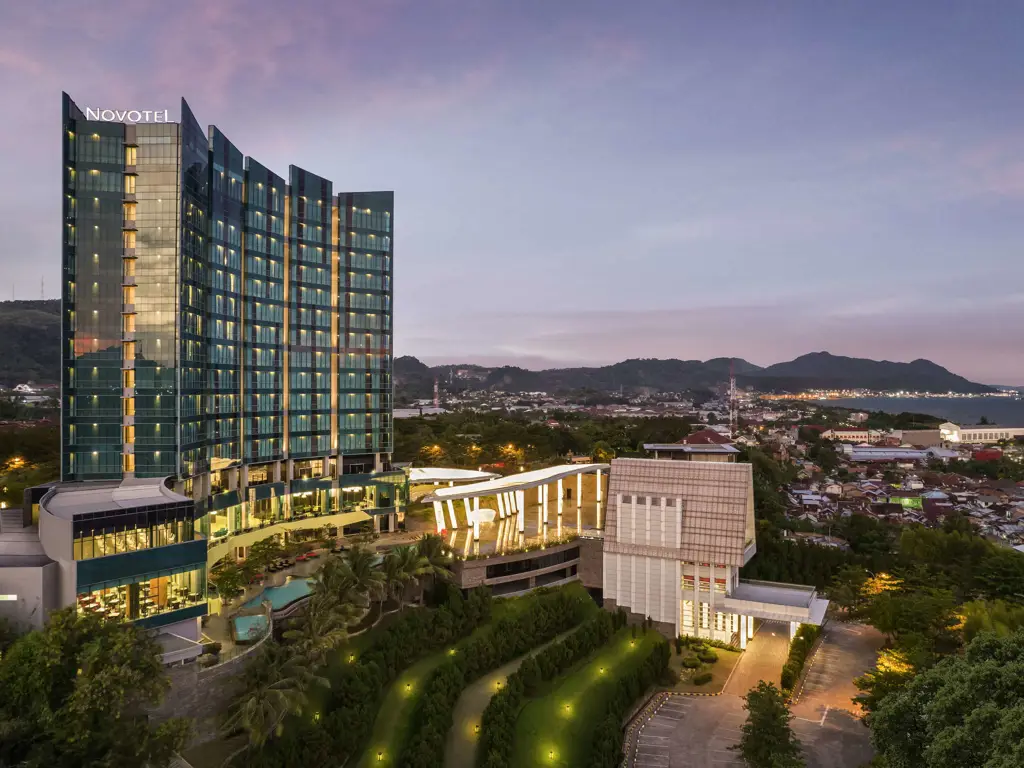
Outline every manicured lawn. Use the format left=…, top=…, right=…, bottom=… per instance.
left=358, top=652, right=447, bottom=767
left=510, top=629, right=663, bottom=768
left=668, top=646, right=743, bottom=694
left=358, top=584, right=593, bottom=767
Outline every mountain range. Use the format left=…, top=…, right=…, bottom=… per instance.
left=395, top=352, right=997, bottom=400
left=0, top=300, right=997, bottom=397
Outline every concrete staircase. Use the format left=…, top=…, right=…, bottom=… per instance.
left=0, top=508, right=25, bottom=534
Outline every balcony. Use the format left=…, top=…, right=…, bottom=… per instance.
left=123, top=192, right=137, bottom=203
left=123, top=219, right=137, bottom=230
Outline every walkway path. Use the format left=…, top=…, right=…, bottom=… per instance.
left=443, top=629, right=576, bottom=768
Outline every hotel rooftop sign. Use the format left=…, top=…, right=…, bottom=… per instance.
left=83, top=108, right=171, bottom=124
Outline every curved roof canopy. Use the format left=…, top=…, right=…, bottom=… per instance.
left=407, top=467, right=500, bottom=484
left=422, top=463, right=609, bottom=503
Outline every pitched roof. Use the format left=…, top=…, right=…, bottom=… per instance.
left=676, top=428, right=733, bottom=445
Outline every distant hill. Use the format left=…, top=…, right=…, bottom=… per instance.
left=0, top=300, right=60, bottom=387
left=396, top=352, right=995, bottom=400
left=0, top=301, right=995, bottom=397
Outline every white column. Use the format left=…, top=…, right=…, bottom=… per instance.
left=596, top=469, right=603, bottom=502
left=446, top=499, right=458, bottom=529
left=432, top=501, right=445, bottom=533
left=517, top=491, right=525, bottom=533
left=693, top=562, right=700, bottom=637
left=709, top=563, right=716, bottom=637
left=576, top=473, right=582, bottom=508
left=557, top=478, right=564, bottom=518
left=748, top=616, right=755, bottom=640
left=473, top=497, right=480, bottom=541
left=497, top=493, right=506, bottom=519
left=463, top=498, right=473, bottom=526
left=542, top=482, right=549, bottom=525
left=790, top=621, right=799, bottom=641
left=740, top=616, right=748, bottom=649
left=449, top=481, right=454, bottom=486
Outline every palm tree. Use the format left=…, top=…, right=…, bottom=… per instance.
left=382, top=545, right=431, bottom=611
left=310, top=557, right=358, bottom=611
left=283, top=602, right=356, bottom=663
left=343, top=545, right=385, bottom=603
left=415, top=533, right=452, bottom=600
left=221, top=642, right=329, bottom=762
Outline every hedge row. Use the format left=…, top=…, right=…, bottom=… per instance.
left=477, top=609, right=628, bottom=768
left=397, top=586, right=596, bottom=768
left=588, top=637, right=671, bottom=768
left=239, top=584, right=492, bottom=767
left=780, top=623, right=822, bottom=693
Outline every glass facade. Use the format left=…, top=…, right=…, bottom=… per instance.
left=76, top=564, right=206, bottom=622
left=60, top=94, right=402, bottom=601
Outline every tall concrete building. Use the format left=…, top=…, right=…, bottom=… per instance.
left=0, top=95, right=404, bottom=638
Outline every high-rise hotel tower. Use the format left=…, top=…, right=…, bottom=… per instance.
left=0, top=95, right=403, bottom=639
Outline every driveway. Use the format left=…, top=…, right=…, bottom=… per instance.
left=723, top=619, right=790, bottom=696
left=628, top=620, right=878, bottom=768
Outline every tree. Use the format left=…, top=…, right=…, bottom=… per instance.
left=282, top=601, right=356, bottom=664
left=342, top=545, right=385, bottom=601
left=0, top=608, right=190, bottom=767
left=591, top=440, right=615, bottom=463
left=734, top=681, right=804, bottom=768
left=869, top=631, right=1024, bottom=767
left=826, top=565, right=869, bottom=618
left=221, top=641, right=329, bottom=761
left=381, top=545, right=431, bottom=611
left=416, top=533, right=452, bottom=600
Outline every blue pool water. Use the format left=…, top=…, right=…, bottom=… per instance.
left=243, top=577, right=313, bottom=611
left=232, top=614, right=269, bottom=643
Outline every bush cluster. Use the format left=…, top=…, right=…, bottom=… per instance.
left=586, top=637, right=671, bottom=768
left=780, top=623, right=822, bottom=694
left=477, top=609, right=626, bottom=767
left=244, top=584, right=492, bottom=767
left=678, top=634, right=741, bottom=652
left=692, top=671, right=712, bottom=686
left=398, top=587, right=595, bottom=768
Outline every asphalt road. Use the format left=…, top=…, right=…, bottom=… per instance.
left=629, top=620, right=879, bottom=768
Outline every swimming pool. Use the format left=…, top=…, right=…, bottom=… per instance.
left=243, top=577, right=313, bottom=611
left=232, top=614, right=269, bottom=643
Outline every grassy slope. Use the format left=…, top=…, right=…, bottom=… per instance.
left=510, top=629, right=662, bottom=768
left=357, top=588, right=585, bottom=767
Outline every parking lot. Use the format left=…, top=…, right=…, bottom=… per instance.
left=628, top=621, right=880, bottom=768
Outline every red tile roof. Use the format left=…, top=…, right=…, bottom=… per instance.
left=676, top=429, right=733, bottom=445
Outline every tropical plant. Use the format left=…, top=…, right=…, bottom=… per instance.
left=0, top=607, right=190, bottom=767
left=381, top=545, right=431, bottom=611
left=416, top=533, right=452, bottom=597
left=282, top=601, right=357, bottom=664
left=222, top=642, right=329, bottom=761
left=733, top=681, right=804, bottom=768
left=343, top=544, right=385, bottom=601
left=309, top=557, right=358, bottom=612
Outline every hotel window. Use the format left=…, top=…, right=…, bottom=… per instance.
left=122, top=369, right=135, bottom=388
left=75, top=565, right=206, bottom=622
left=124, top=146, right=137, bottom=165
left=123, top=230, right=136, bottom=248
left=124, top=174, right=136, bottom=195
left=123, top=202, right=136, bottom=221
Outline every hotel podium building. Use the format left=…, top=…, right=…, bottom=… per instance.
left=0, top=94, right=403, bottom=639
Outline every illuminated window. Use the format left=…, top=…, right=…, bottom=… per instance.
left=124, top=146, right=137, bottom=165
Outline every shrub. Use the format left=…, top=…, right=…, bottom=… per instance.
left=697, top=649, right=718, bottom=664
left=693, top=672, right=712, bottom=686
left=203, top=641, right=222, bottom=655
left=197, top=653, right=218, bottom=668
left=681, top=655, right=701, bottom=669
left=674, top=636, right=683, bottom=655
left=399, top=587, right=594, bottom=768
left=780, top=623, right=822, bottom=694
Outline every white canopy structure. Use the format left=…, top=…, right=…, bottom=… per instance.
left=421, top=463, right=609, bottom=543
left=407, top=467, right=500, bottom=485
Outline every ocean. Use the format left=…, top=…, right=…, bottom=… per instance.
left=824, top=396, right=1024, bottom=427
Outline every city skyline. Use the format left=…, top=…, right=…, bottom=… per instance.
left=2, top=1, right=1023, bottom=381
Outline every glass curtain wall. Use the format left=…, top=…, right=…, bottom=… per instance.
left=287, top=167, right=333, bottom=460
left=61, top=97, right=128, bottom=480
left=338, top=192, right=394, bottom=455
left=207, top=127, right=244, bottom=470
left=242, top=159, right=286, bottom=462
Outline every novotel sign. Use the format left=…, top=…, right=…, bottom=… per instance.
left=83, top=107, right=171, bottom=124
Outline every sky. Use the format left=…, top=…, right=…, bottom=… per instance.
left=1, top=1, right=1022, bottom=383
